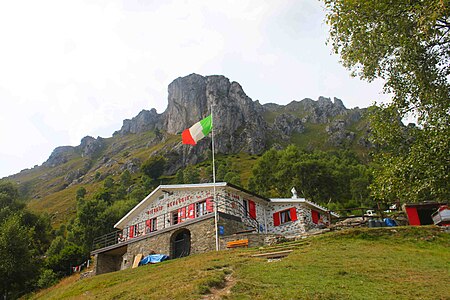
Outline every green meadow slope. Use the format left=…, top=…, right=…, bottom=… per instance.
left=30, top=227, right=449, bottom=300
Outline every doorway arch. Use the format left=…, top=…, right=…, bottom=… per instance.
left=170, top=229, right=191, bottom=258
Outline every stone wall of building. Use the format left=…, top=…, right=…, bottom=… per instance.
left=218, top=213, right=248, bottom=236
left=95, top=253, right=123, bottom=275
left=219, top=190, right=269, bottom=232
left=267, top=203, right=314, bottom=235
left=219, top=232, right=271, bottom=249
left=124, top=216, right=216, bottom=270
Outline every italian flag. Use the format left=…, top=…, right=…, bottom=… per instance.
left=182, top=114, right=213, bottom=145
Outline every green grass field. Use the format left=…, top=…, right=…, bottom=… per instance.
left=29, top=227, right=449, bottom=300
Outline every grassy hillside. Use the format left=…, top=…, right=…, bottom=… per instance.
left=29, top=227, right=449, bottom=300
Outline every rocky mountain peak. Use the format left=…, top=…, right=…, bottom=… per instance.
left=162, top=74, right=268, bottom=153
left=163, top=73, right=209, bottom=134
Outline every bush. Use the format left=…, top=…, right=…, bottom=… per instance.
left=37, top=269, right=59, bottom=289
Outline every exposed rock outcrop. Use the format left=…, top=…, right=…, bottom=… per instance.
left=114, top=108, right=161, bottom=136
left=273, top=114, right=304, bottom=139
left=120, top=158, right=142, bottom=174
left=43, top=146, right=76, bottom=167
left=79, top=136, right=105, bottom=158
left=284, top=96, right=348, bottom=124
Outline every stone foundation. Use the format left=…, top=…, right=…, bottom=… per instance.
left=95, top=248, right=126, bottom=275
left=123, top=215, right=217, bottom=270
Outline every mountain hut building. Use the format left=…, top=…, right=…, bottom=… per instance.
left=91, top=182, right=336, bottom=275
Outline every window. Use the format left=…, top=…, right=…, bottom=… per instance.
left=195, top=198, right=214, bottom=217
left=242, top=199, right=248, bottom=216
left=146, top=217, right=157, bottom=233
left=171, top=211, right=179, bottom=225
left=196, top=200, right=207, bottom=217
left=243, top=199, right=256, bottom=218
left=273, top=207, right=298, bottom=226
left=280, top=209, right=292, bottom=224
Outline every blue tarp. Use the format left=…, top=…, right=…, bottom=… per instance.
left=139, top=254, right=169, bottom=266
left=383, top=218, right=397, bottom=227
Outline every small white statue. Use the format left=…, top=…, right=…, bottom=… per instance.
left=291, top=187, right=298, bottom=199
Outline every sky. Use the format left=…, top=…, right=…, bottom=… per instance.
left=0, top=0, right=389, bottom=178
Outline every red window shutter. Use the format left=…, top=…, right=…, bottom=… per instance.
left=146, top=219, right=151, bottom=230
left=273, top=212, right=280, bottom=226
left=181, top=207, right=186, bottom=220
left=290, top=207, right=298, bottom=221
left=311, top=210, right=319, bottom=224
left=249, top=200, right=256, bottom=219
left=188, top=204, right=195, bottom=219
left=206, top=197, right=214, bottom=212
left=129, top=226, right=134, bottom=238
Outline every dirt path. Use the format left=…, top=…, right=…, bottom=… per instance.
left=202, top=273, right=236, bottom=300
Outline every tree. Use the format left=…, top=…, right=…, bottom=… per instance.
left=76, top=187, right=87, bottom=201
left=46, top=236, right=66, bottom=258
left=120, top=170, right=132, bottom=187
left=0, top=181, right=23, bottom=217
left=45, top=242, right=86, bottom=277
left=0, top=214, right=36, bottom=299
left=36, top=269, right=58, bottom=289
left=175, top=169, right=184, bottom=183
left=324, top=0, right=450, bottom=202
left=183, top=165, right=200, bottom=184
left=103, top=176, right=115, bottom=190
left=0, top=181, right=52, bottom=297
left=248, top=146, right=372, bottom=206
left=141, top=156, right=166, bottom=180
left=74, top=197, right=108, bottom=248
left=248, top=148, right=280, bottom=197
left=0, top=181, right=19, bottom=208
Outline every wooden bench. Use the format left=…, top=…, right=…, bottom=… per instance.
left=226, top=239, right=249, bottom=249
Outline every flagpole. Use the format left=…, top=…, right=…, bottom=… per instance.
left=211, top=104, right=219, bottom=251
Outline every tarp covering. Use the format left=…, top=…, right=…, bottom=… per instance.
left=383, top=218, right=397, bottom=227
left=139, top=254, right=169, bottom=266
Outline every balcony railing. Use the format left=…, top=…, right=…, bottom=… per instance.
left=92, top=230, right=122, bottom=251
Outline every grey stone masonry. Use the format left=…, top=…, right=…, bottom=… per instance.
left=124, top=215, right=216, bottom=270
